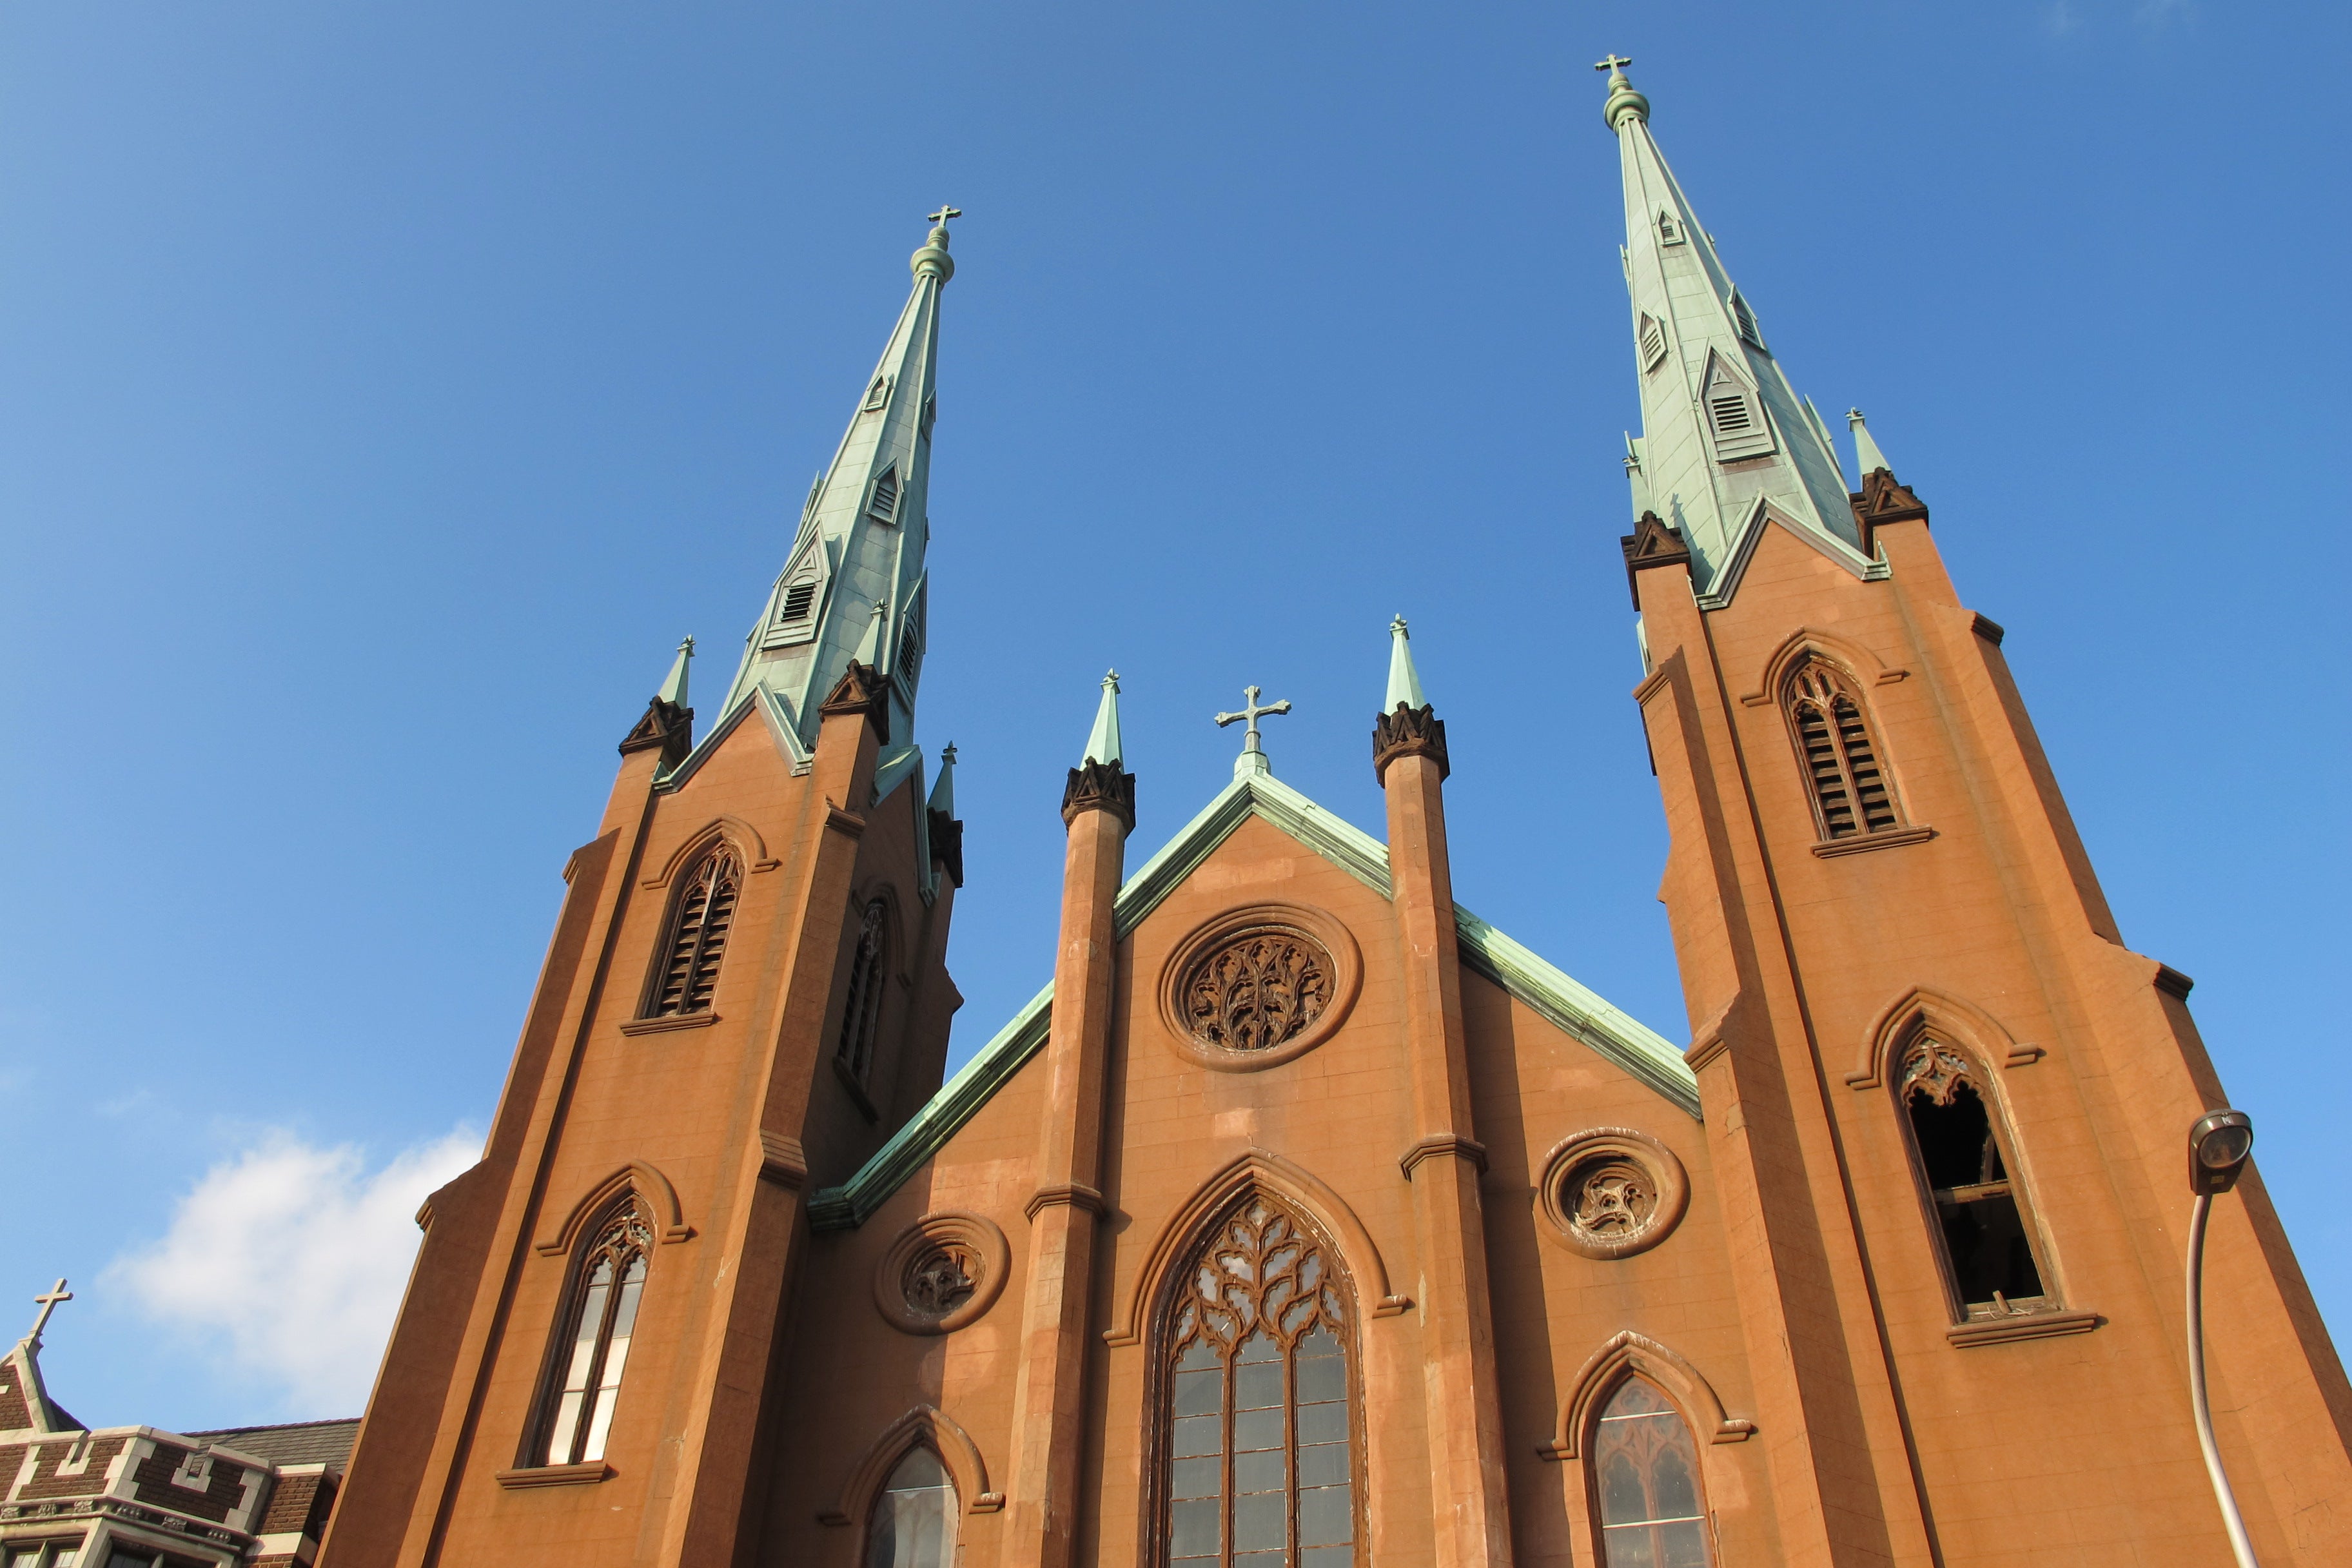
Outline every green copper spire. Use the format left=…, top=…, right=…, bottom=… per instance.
left=1603, top=61, right=1879, bottom=607
left=656, top=636, right=693, bottom=708
left=1848, top=407, right=1891, bottom=478
left=1385, top=615, right=1427, bottom=710
left=1084, top=670, right=1124, bottom=767
left=928, top=741, right=957, bottom=816
left=714, top=210, right=960, bottom=750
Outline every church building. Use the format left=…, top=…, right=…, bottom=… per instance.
left=313, top=63, right=2352, bottom=1568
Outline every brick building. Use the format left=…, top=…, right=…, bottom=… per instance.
left=1, top=1311, right=353, bottom=1567
left=316, top=64, right=2351, bottom=1568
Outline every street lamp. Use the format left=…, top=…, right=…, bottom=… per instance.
left=2186, top=1108, right=2259, bottom=1568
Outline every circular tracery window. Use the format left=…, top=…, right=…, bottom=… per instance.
left=1181, top=926, right=1334, bottom=1052
left=1156, top=903, right=1362, bottom=1072
left=874, top=1212, right=1009, bottom=1335
left=1537, top=1129, right=1689, bottom=1260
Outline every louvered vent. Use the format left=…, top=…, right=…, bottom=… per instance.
left=898, top=623, right=921, bottom=680
left=1709, top=395, right=1753, bottom=435
left=647, top=847, right=741, bottom=1016
left=1731, top=291, right=1764, bottom=348
left=863, top=375, right=890, bottom=411
left=1789, top=662, right=1901, bottom=839
left=1658, top=211, right=1685, bottom=246
left=867, top=469, right=900, bottom=524
left=836, top=900, right=890, bottom=1087
left=779, top=582, right=818, bottom=623
left=1638, top=313, right=1668, bottom=371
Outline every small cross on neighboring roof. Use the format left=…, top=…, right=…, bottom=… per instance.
left=28, top=1279, right=71, bottom=1343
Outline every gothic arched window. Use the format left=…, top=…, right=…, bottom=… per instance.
left=866, top=1446, right=957, bottom=1568
left=645, top=843, right=741, bottom=1017
left=1157, top=1194, right=1358, bottom=1568
left=836, top=899, right=890, bottom=1088
left=1590, top=1378, right=1713, bottom=1567
left=536, top=1203, right=651, bottom=1468
left=1785, top=658, right=1901, bottom=841
left=1898, top=1035, right=2049, bottom=1315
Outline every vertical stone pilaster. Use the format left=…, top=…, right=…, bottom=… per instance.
left=1378, top=727, right=1514, bottom=1568
left=1004, top=772, right=1130, bottom=1568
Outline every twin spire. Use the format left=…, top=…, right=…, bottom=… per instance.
left=1603, top=58, right=1892, bottom=607
left=707, top=210, right=961, bottom=754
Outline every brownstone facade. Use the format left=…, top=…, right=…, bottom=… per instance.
left=317, top=155, right=2349, bottom=1568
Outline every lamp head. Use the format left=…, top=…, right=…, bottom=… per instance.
left=2188, top=1108, right=2254, bottom=1196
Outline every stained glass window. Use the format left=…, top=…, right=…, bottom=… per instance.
left=539, top=1205, right=652, bottom=1467
left=866, top=1447, right=957, bottom=1568
left=1162, top=1195, right=1356, bottom=1568
left=1592, top=1379, right=1712, bottom=1568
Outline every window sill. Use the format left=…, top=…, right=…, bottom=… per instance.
left=833, top=1054, right=881, bottom=1124
left=495, top=1461, right=614, bottom=1489
left=1811, top=825, right=1937, bottom=859
left=620, top=1012, right=718, bottom=1036
left=1945, top=1308, right=2099, bottom=1348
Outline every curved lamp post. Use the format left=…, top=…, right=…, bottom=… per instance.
left=2186, top=1108, right=2259, bottom=1568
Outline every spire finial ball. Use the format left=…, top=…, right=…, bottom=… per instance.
left=912, top=206, right=961, bottom=283
left=1595, top=54, right=1649, bottom=129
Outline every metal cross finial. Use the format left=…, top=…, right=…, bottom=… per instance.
left=1390, top=614, right=1409, bottom=638
left=928, top=206, right=963, bottom=227
left=1594, top=54, right=1633, bottom=75
left=28, top=1279, right=70, bottom=1343
left=1214, top=685, right=1292, bottom=756
left=1103, top=669, right=1121, bottom=692
left=1846, top=406, right=1867, bottom=425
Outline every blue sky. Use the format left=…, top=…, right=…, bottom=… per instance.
left=3, top=2, right=2346, bottom=1429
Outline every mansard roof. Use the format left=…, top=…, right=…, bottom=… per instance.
left=807, top=765, right=1697, bottom=1231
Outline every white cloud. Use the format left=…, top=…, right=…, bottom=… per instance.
left=108, top=1127, right=480, bottom=1413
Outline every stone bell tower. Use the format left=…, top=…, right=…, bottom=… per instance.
left=1602, top=58, right=2352, bottom=1565
left=319, top=213, right=972, bottom=1568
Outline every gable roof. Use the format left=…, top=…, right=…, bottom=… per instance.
left=807, top=766, right=1697, bottom=1232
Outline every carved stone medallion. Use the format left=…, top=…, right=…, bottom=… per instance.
left=1156, top=903, right=1363, bottom=1073
left=1537, top=1128, right=1689, bottom=1260
left=874, top=1211, right=1010, bottom=1335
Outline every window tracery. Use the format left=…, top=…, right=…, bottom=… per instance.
left=646, top=843, right=740, bottom=1017
left=1179, top=929, right=1334, bottom=1055
left=1590, top=1378, right=1713, bottom=1567
left=1159, top=1194, right=1357, bottom=1568
left=1785, top=658, right=1900, bottom=840
left=537, top=1204, right=651, bottom=1468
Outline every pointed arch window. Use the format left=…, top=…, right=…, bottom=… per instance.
left=645, top=844, right=740, bottom=1017
left=1589, top=1378, right=1714, bottom=1567
left=1899, top=1037, right=2050, bottom=1315
left=836, top=899, right=890, bottom=1090
left=1156, top=1193, right=1358, bottom=1568
left=867, top=468, right=901, bottom=525
left=1785, top=658, right=1901, bottom=841
left=866, top=1447, right=957, bottom=1568
left=536, top=1202, right=651, bottom=1468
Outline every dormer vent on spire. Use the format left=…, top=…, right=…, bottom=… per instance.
left=1604, top=64, right=1881, bottom=607
left=714, top=211, right=957, bottom=753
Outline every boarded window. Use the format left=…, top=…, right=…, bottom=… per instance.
left=646, top=845, right=740, bottom=1017
left=1591, top=1378, right=1713, bottom=1567
left=1901, top=1039, right=2047, bottom=1311
left=866, top=1447, right=957, bottom=1568
left=1787, top=660, right=1899, bottom=839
